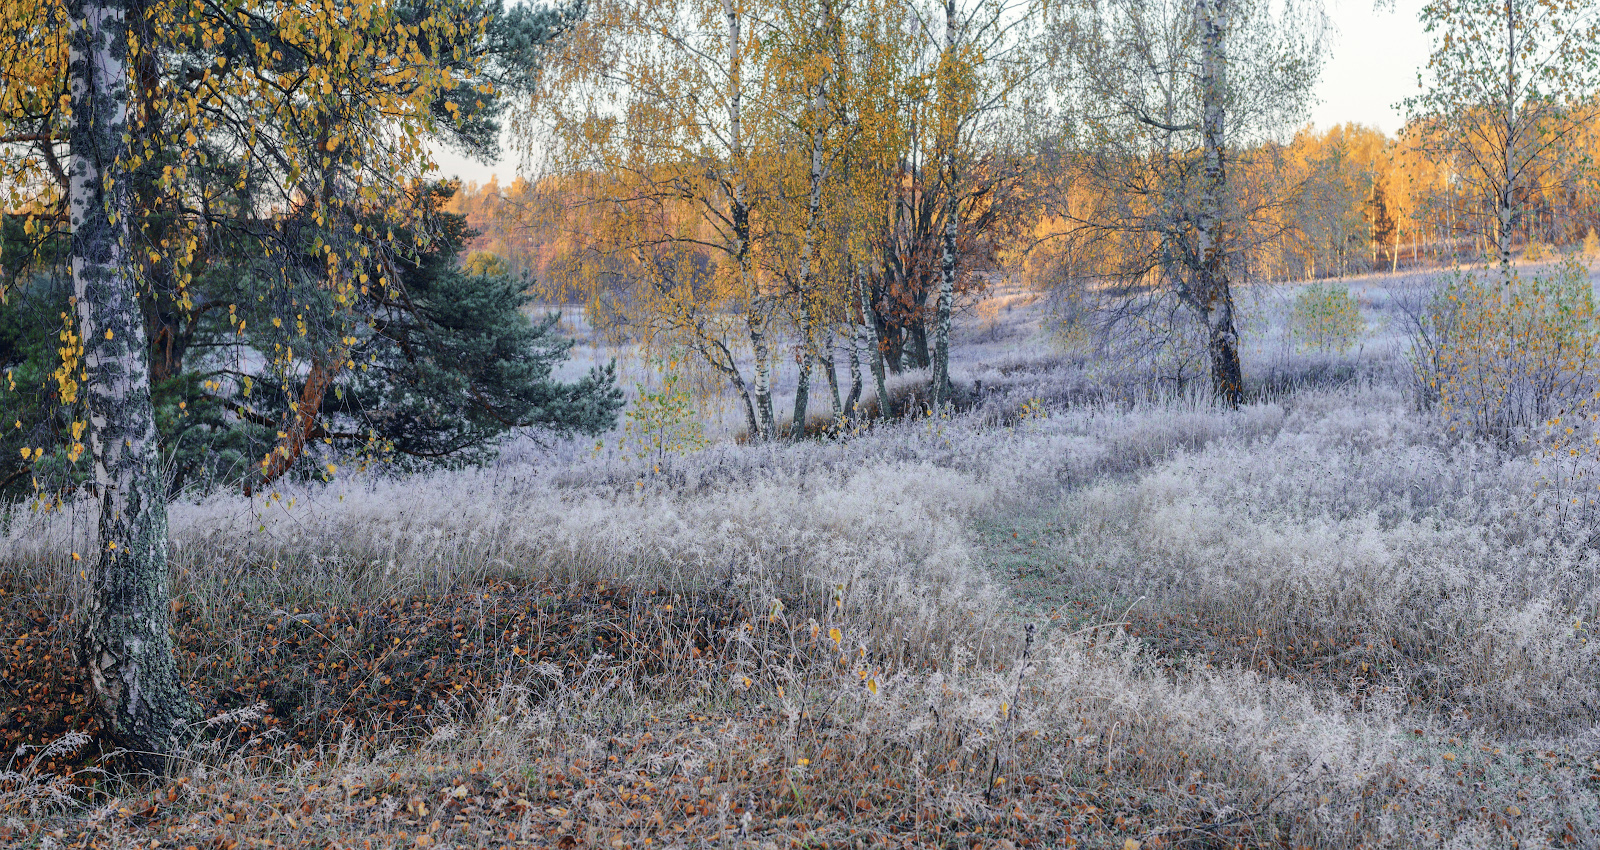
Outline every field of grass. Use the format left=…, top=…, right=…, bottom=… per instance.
left=4, top=269, right=1600, bottom=848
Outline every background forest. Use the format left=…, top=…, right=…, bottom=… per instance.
left=4, top=0, right=1600, bottom=847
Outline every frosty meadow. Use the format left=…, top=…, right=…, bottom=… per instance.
left=5, top=267, right=1600, bottom=847
left=8, top=0, right=1600, bottom=845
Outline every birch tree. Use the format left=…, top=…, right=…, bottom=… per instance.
left=815, top=0, right=914, bottom=417
left=65, top=0, right=191, bottom=768
left=764, top=0, right=1037, bottom=422
left=927, top=0, right=1047, bottom=407
left=528, top=0, right=791, bottom=439
left=2, top=0, right=583, bottom=766
left=764, top=0, right=920, bottom=431
left=793, top=3, right=905, bottom=420
left=1404, top=0, right=1600, bottom=274
left=5, top=0, right=582, bottom=492
left=1049, top=0, right=1323, bottom=405
left=883, top=0, right=1043, bottom=406
left=763, top=0, right=849, bottom=434
left=1281, top=123, right=1391, bottom=279
left=1193, top=0, right=1241, bottom=402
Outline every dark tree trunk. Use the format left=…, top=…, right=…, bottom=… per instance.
left=909, top=321, right=930, bottom=371
left=822, top=348, right=841, bottom=418
left=1206, top=300, right=1244, bottom=405
left=68, top=0, right=191, bottom=771
left=874, top=302, right=905, bottom=373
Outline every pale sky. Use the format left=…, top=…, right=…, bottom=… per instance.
left=1310, top=0, right=1432, bottom=136
left=429, top=145, right=513, bottom=189
left=432, top=0, right=1436, bottom=186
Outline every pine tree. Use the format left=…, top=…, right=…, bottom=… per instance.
left=1, top=190, right=621, bottom=496
left=1367, top=173, right=1398, bottom=271
left=336, top=193, right=622, bottom=466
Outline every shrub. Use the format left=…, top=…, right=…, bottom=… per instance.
left=623, top=360, right=710, bottom=465
left=1409, top=258, right=1600, bottom=438
left=1290, top=282, right=1365, bottom=353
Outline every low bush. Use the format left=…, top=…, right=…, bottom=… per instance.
left=1291, top=282, right=1365, bottom=354
left=1406, top=258, right=1600, bottom=440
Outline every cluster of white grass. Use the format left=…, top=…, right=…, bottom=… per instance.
left=1067, top=385, right=1600, bottom=728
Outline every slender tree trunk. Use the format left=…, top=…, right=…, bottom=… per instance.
left=881, top=202, right=909, bottom=375
left=69, top=0, right=191, bottom=770
left=822, top=330, right=841, bottom=417
left=792, top=308, right=813, bottom=437
left=844, top=284, right=864, bottom=416
left=707, top=344, right=760, bottom=440
left=930, top=0, right=959, bottom=409
left=844, top=345, right=862, bottom=416
left=748, top=312, right=775, bottom=438
left=1497, top=183, right=1515, bottom=276
left=725, top=0, right=773, bottom=439
left=1497, top=1, right=1517, bottom=277
left=732, top=375, right=760, bottom=440
left=932, top=211, right=956, bottom=407
left=860, top=268, right=890, bottom=418
left=1196, top=0, right=1243, bottom=407
left=791, top=94, right=826, bottom=437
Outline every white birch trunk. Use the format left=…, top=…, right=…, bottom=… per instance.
left=844, top=324, right=863, bottom=417
left=68, top=0, right=191, bottom=768
left=791, top=92, right=827, bottom=436
left=749, top=314, right=775, bottom=439
left=725, top=0, right=774, bottom=438
left=821, top=326, right=841, bottom=417
left=792, top=309, right=813, bottom=436
left=1197, top=0, right=1243, bottom=407
left=930, top=0, right=959, bottom=409
left=1497, top=2, right=1518, bottom=277
left=933, top=207, right=957, bottom=407
left=859, top=266, right=890, bottom=417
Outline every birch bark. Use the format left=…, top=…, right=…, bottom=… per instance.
left=792, top=91, right=828, bottom=435
left=929, top=0, right=960, bottom=409
left=726, top=0, right=775, bottom=439
left=1196, top=0, right=1244, bottom=407
left=860, top=265, right=890, bottom=416
left=792, top=308, right=814, bottom=436
left=844, top=325, right=863, bottom=416
left=1496, top=0, right=1518, bottom=276
left=68, top=0, right=191, bottom=768
left=821, top=326, right=842, bottom=417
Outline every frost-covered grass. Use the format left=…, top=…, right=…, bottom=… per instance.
left=4, top=271, right=1600, bottom=847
